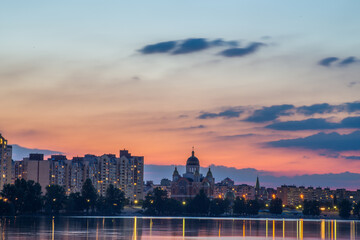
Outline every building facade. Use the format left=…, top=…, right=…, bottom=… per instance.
left=12, top=150, right=144, bottom=201
left=171, top=150, right=215, bottom=201
left=0, top=134, right=13, bottom=189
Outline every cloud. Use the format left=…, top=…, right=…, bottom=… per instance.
left=139, top=38, right=239, bottom=55
left=340, top=116, right=360, bottom=128
left=160, top=125, right=206, bottom=131
left=217, top=133, right=256, bottom=140
left=219, top=42, right=265, bottom=57
left=345, top=101, right=360, bottom=113
left=198, top=108, right=244, bottom=119
left=318, top=57, right=339, bottom=67
left=343, top=156, right=360, bottom=160
left=265, top=118, right=340, bottom=131
left=139, top=41, right=177, bottom=54
left=12, top=144, right=62, bottom=161
left=172, top=38, right=210, bottom=54
left=265, top=116, right=360, bottom=131
left=266, top=131, right=360, bottom=151
left=318, top=56, right=359, bottom=67
left=244, top=104, right=294, bottom=123
left=297, top=103, right=337, bottom=116
left=339, top=56, right=358, bottom=66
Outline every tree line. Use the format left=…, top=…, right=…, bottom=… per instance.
left=0, top=179, right=126, bottom=215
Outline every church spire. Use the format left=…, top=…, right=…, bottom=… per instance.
left=192, top=146, right=194, bottom=156
left=255, top=176, right=260, bottom=190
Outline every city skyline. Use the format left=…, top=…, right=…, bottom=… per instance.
left=1, top=1, right=360, bottom=182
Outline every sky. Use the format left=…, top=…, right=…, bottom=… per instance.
left=1, top=1, right=360, bottom=183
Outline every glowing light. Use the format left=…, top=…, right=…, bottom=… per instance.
left=320, top=207, right=326, bottom=211
left=134, top=200, right=138, bottom=204
left=182, top=201, right=186, bottom=205
left=272, top=194, right=276, bottom=199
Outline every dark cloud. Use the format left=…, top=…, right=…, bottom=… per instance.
left=217, top=134, right=256, bottom=140
left=297, top=103, right=337, bottom=116
left=345, top=102, right=360, bottom=113
left=265, top=118, right=340, bottom=131
left=318, top=57, right=339, bottom=67
left=161, top=125, right=206, bottom=131
left=265, top=116, right=360, bottom=131
left=266, top=131, right=360, bottom=151
left=343, top=156, right=360, bottom=160
left=210, top=39, right=238, bottom=47
left=244, top=104, right=294, bottom=123
left=139, top=41, right=177, bottom=54
left=318, top=56, right=359, bottom=67
left=173, top=38, right=210, bottom=54
left=198, top=108, right=244, bottom=119
left=220, top=42, right=265, bottom=57
left=339, top=56, right=358, bottom=66
left=139, top=38, right=239, bottom=55
left=340, top=116, right=360, bottom=128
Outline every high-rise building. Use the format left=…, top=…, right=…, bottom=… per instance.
left=97, top=154, right=118, bottom=196
left=68, top=157, right=85, bottom=194
left=21, top=153, right=50, bottom=191
left=119, top=150, right=144, bottom=203
left=0, top=134, right=13, bottom=189
left=49, top=155, right=68, bottom=189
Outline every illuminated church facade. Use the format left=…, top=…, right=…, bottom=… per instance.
left=171, top=149, right=215, bottom=201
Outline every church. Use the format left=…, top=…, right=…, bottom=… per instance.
left=171, top=149, right=215, bottom=201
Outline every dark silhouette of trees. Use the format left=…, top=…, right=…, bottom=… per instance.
left=44, top=185, right=67, bottom=214
left=187, top=190, right=210, bottom=215
left=81, top=179, right=97, bottom=213
left=269, top=198, right=283, bottom=214
left=209, top=198, right=230, bottom=216
left=353, top=201, right=360, bottom=219
left=303, top=200, right=320, bottom=216
left=233, top=197, right=246, bottom=215
left=66, top=192, right=84, bottom=213
left=0, top=198, right=14, bottom=215
left=143, top=187, right=168, bottom=215
left=246, top=200, right=260, bottom=215
left=1, top=179, right=42, bottom=214
left=338, top=199, right=352, bottom=219
left=103, top=184, right=126, bottom=215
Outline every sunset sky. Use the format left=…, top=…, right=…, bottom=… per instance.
left=1, top=1, right=360, bottom=177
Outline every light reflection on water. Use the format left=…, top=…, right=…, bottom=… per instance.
left=0, top=216, right=358, bottom=239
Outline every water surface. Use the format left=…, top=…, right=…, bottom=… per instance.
left=0, top=216, right=358, bottom=239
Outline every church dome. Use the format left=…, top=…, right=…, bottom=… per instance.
left=186, top=150, right=199, bottom=166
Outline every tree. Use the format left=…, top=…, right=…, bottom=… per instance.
left=246, top=200, right=260, bottom=215
left=339, top=199, right=352, bottom=219
left=1, top=179, right=42, bottom=214
left=66, top=192, right=84, bottom=213
left=303, top=200, right=320, bottom=216
left=45, top=185, right=67, bottom=214
left=187, top=190, right=210, bottom=215
left=233, top=197, right=246, bottom=215
left=103, top=184, right=126, bottom=215
left=353, top=201, right=360, bottom=219
left=269, top=198, right=283, bottom=214
left=209, top=198, right=230, bottom=216
left=142, top=187, right=168, bottom=215
left=81, top=179, right=98, bottom=213
left=164, top=198, right=182, bottom=216
left=0, top=199, right=14, bottom=216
